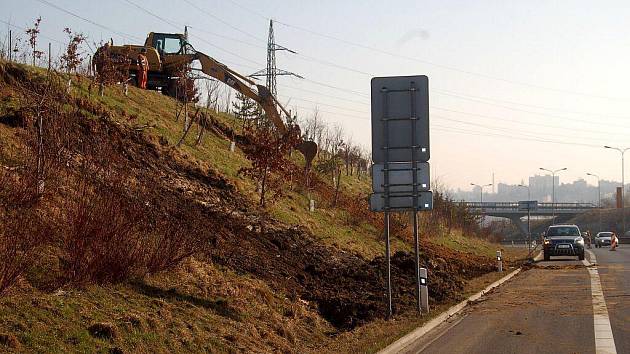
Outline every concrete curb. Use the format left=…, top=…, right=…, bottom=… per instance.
left=379, top=267, right=522, bottom=354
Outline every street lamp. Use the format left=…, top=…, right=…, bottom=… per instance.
left=539, top=167, right=567, bottom=224
left=471, top=183, right=493, bottom=226
left=518, top=183, right=532, bottom=252
left=586, top=172, right=602, bottom=233
left=517, top=184, right=531, bottom=200
left=604, top=146, right=630, bottom=236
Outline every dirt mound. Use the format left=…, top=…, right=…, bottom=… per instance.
left=208, top=221, right=495, bottom=329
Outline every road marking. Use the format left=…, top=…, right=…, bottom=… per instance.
left=379, top=268, right=521, bottom=354
left=585, top=250, right=617, bottom=354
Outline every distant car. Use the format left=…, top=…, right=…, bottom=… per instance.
left=543, top=224, right=585, bottom=261
left=595, top=232, right=613, bottom=248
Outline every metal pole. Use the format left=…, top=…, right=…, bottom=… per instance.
left=381, top=87, right=392, bottom=320
left=552, top=172, right=556, bottom=225
left=480, top=187, right=484, bottom=226
left=527, top=207, right=531, bottom=255
left=599, top=177, right=602, bottom=232
left=622, top=151, right=625, bottom=235
left=409, top=82, right=421, bottom=314
left=413, top=210, right=421, bottom=313
left=385, top=212, right=392, bottom=319
left=48, top=42, right=51, bottom=72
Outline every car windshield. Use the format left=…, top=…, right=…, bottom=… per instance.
left=598, top=232, right=613, bottom=238
left=547, top=226, right=580, bottom=237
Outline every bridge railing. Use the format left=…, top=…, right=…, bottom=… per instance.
left=460, top=202, right=597, bottom=211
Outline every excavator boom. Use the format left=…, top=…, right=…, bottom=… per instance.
left=196, top=53, right=288, bottom=135
left=195, top=52, right=317, bottom=167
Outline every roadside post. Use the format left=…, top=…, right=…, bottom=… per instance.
left=496, top=250, right=503, bottom=272
left=419, top=267, right=429, bottom=312
left=369, top=75, right=432, bottom=317
left=518, top=200, right=538, bottom=256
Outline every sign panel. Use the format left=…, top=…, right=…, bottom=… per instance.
left=371, top=75, right=430, bottom=163
left=372, top=162, right=430, bottom=193
left=369, top=191, right=433, bottom=212
left=518, top=200, right=538, bottom=211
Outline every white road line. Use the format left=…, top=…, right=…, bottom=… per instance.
left=585, top=250, right=617, bottom=354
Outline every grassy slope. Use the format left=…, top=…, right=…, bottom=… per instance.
left=0, top=63, right=526, bottom=353
left=71, top=79, right=410, bottom=260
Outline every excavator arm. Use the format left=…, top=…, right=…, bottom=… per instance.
left=196, top=52, right=288, bottom=134
left=195, top=52, right=317, bottom=167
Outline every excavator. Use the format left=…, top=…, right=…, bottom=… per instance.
left=93, top=31, right=317, bottom=167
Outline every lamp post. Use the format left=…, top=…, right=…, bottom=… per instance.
left=586, top=172, right=602, bottom=233
left=518, top=183, right=532, bottom=250
left=471, top=183, right=493, bottom=226
left=539, top=167, right=567, bottom=224
left=604, top=146, right=630, bottom=236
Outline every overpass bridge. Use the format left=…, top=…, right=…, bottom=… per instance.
left=461, top=202, right=597, bottom=238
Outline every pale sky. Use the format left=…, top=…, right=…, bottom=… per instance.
left=4, top=0, right=630, bottom=191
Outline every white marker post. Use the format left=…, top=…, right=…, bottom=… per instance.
left=496, top=250, right=503, bottom=272
left=419, top=267, right=429, bottom=312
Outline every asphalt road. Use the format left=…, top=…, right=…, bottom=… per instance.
left=400, top=246, right=628, bottom=354
left=594, top=246, right=630, bottom=354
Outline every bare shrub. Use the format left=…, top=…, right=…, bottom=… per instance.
left=239, top=126, right=300, bottom=207
left=60, top=28, right=87, bottom=74
left=60, top=178, right=146, bottom=285
left=0, top=167, right=47, bottom=295
left=144, top=203, right=212, bottom=274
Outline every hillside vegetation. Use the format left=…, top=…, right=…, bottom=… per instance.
left=0, top=60, right=525, bottom=353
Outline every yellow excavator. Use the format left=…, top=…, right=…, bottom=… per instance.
left=93, top=32, right=317, bottom=167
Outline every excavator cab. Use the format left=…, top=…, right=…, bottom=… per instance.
left=147, top=33, right=187, bottom=57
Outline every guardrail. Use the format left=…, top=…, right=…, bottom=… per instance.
left=461, top=202, right=596, bottom=211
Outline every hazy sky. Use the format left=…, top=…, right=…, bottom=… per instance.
left=4, top=0, right=630, bottom=191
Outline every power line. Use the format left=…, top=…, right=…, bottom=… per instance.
left=432, top=106, right=629, bottom=137
left=302, top=78, right=369, bottom=98
left=225, top=0, right=630, bottom=101
left=34, top=0, right=143, bottom=42
left=432, top=115, right=613, bottom=142
left=186, top=0, right=630, bottom=120
left=277, top=82, right=368, bottom=105
left=279, top=77, right=630, bottom=137
left=121, top=0, right=180, bottom=29
left=274, top=25, right=628, bottom=102
left=181, top=0, right=267, bottom=43
left=431, top=124, right=602, bottom=149
left=434, top=89, right=630, bottom=124
left=118, top=0, right=264, bottom=67
left=0, top=18, right=64, bottom=45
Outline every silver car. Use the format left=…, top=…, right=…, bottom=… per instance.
left=595, top=232, right=613, bottom=248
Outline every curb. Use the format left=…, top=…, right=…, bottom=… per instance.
left=379, top=267, right=522, bottom=354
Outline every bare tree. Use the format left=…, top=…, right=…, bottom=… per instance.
left=223, top=86, right=232, bottom=113
left=204, top=79, right=221, bottom=111
left=25, top=17, right=43, bottom=67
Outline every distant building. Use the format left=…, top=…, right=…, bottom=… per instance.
left=529, top=174, right=557, bottom=201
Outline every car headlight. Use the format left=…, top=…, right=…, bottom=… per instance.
left=543, top=239, right=550, bottom=245
left=576, top=237, right=584, bottom=245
